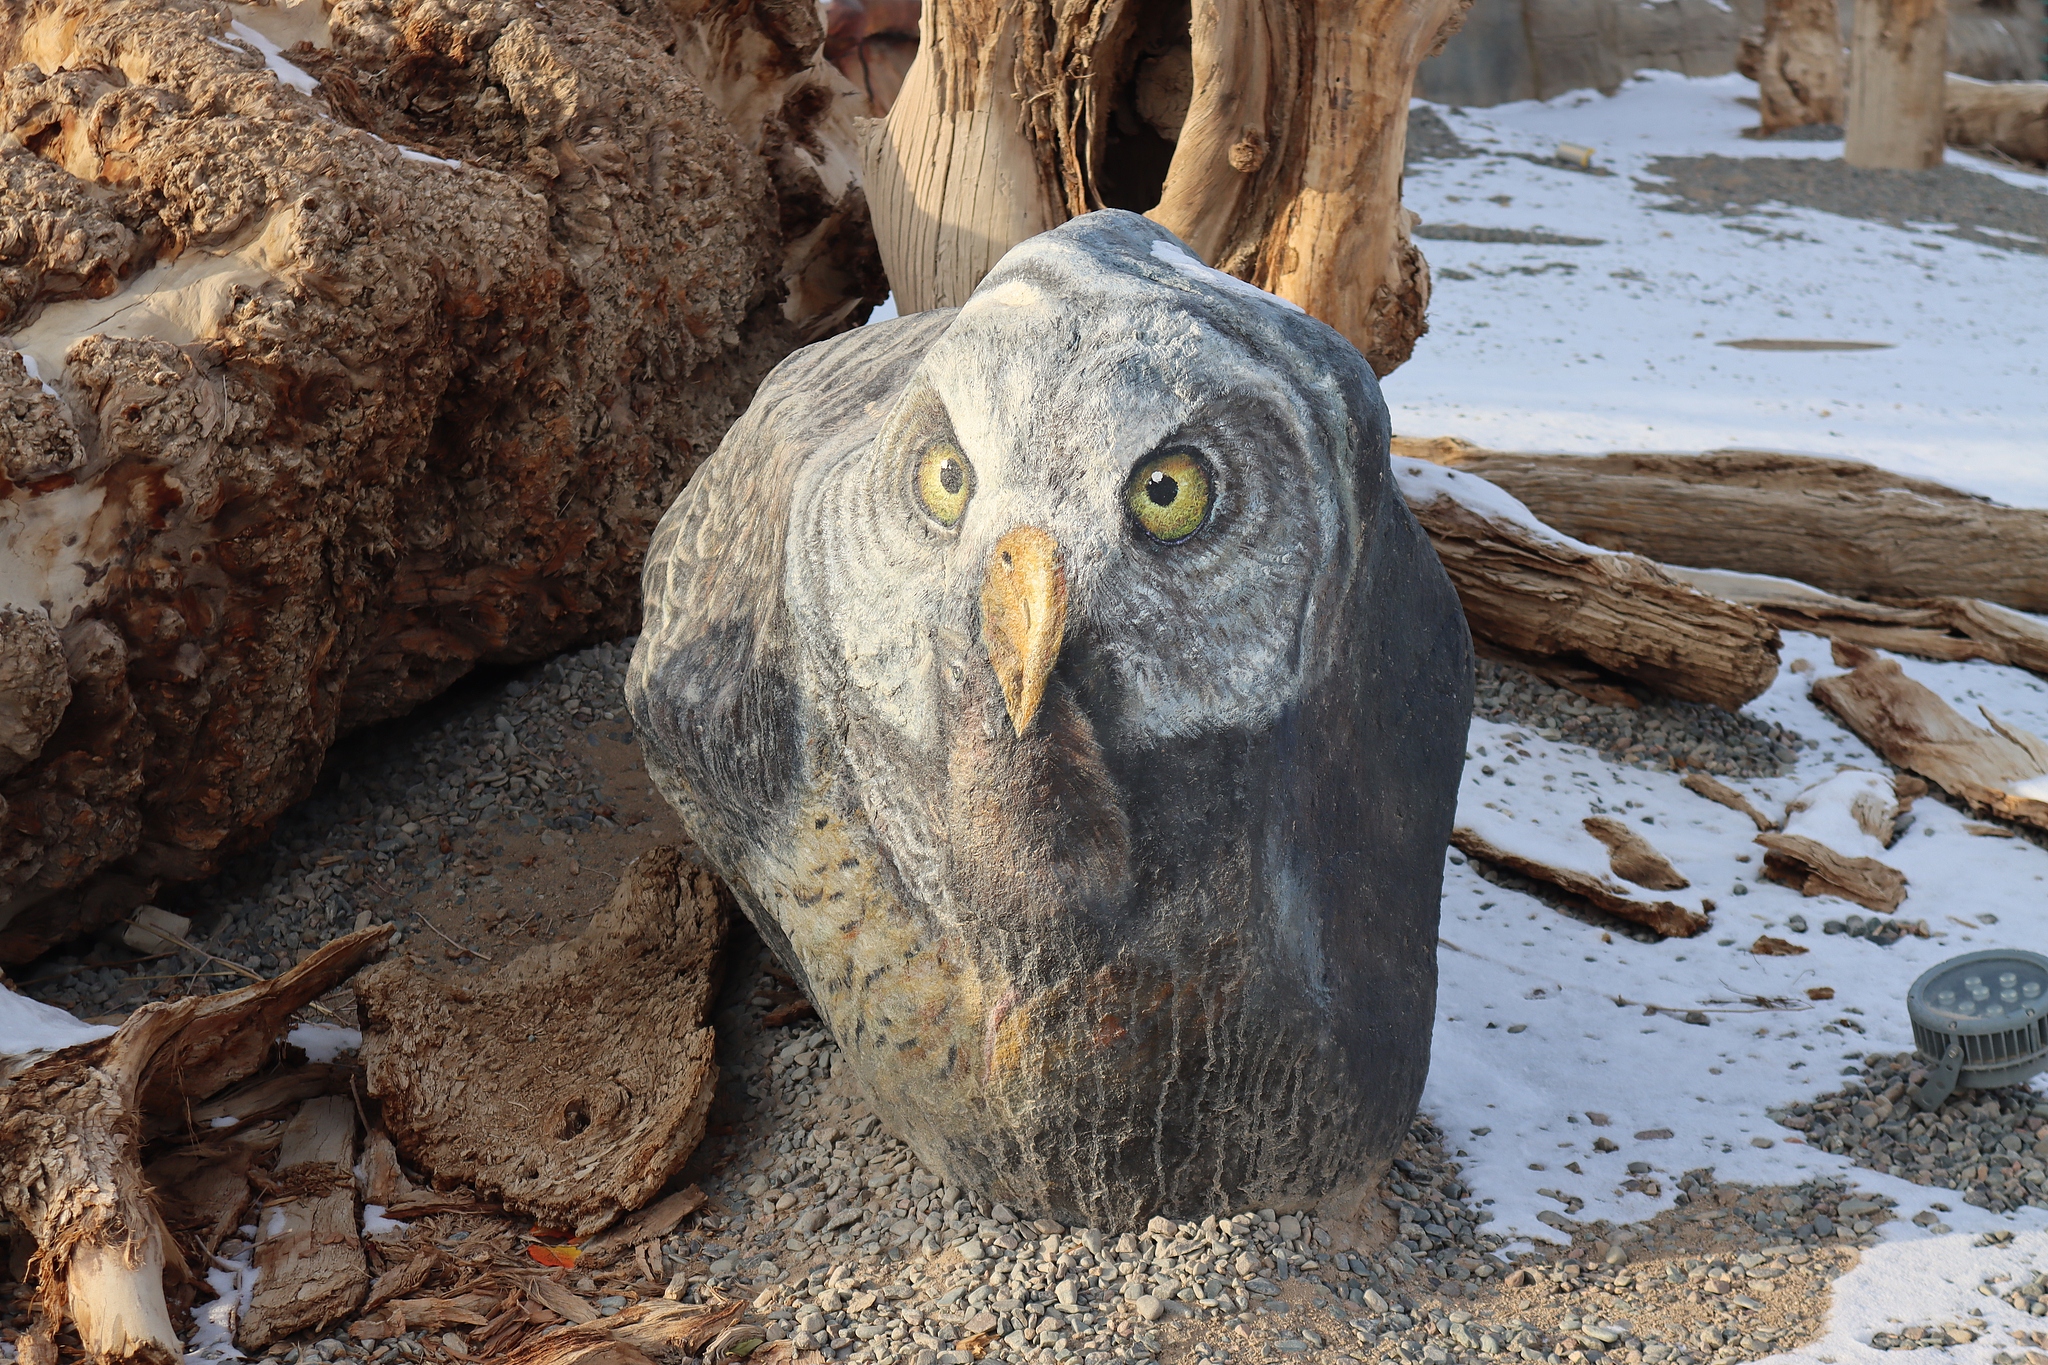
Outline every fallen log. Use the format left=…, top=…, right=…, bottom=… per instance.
left=1946, top=74, right=2048, bottom=166
left=1811, top=645, right=2048, bottom=833
left=1391, top=440, right=2048, bottom=615
left=357, top=847, right=729, bottom=1236
left=0, top=927, right=391, bottom=1365
left=1393, top=457, right=1781, bottom=710
left=1449, top=828, right=1710, bottom=937
left=1668, top=567, right=2048, bottom=678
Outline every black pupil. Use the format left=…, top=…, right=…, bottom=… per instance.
left=1145, top=471, right=1179, bottom=507
left=938, top=459, right=964, bottom=496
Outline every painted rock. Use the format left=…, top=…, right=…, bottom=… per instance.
left=628, top=211, right=1472, bottom=1228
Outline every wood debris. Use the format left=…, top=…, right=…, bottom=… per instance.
left=242, top=1097, right=369, bottom=1348
left=496, top=1293, right=751, bottom=1365
left=1811, top=646, right=2048, bottom=834
left=1665, top=566, right=2048, bottom=679
left=1754, top=768, right=1911, bottom=913
left=1751, top=935, right=1810, bottom=956
left=0, top=927, right=391, bottom=1365
left=1393, top=457, right=1781, bottom=709
left=1582, top=817, right=1690, bottom=890
left=578, top=1185, right=706, bottom=1268
left=1449, top=828, right=1710, bottom=938
left=1680, top=772, right=1775, bottom=830
left=357, top=846, right=730, bottom=1236
left=1392, top=442, right=2048, bottom=615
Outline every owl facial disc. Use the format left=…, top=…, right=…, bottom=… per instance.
left=979, top=525, right=1067, bottom=735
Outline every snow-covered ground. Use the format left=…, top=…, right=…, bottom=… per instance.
left=1429, top=630, right=2048, bottom=1360
left=1385, top=72, right=2048, bottom=510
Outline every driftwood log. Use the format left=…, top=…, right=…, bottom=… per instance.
left=1394, top=441, right=2048, bottom=616
left=1667, top=568, right=2048, bottom=679
left=1812, top=645, right=2048, bottom=834
left=240, top=1097, right=368, bottom=1349
left=1946, top=74, right=2048, bottom=165
left=356, top=847, right=729, bottom=1236
left=1392, top=458, right=1781, bottom=710
left=0, top=928, right=390, bottom=1365
left=862, top=0, right=1475, bottom=374
left=1753, top=769, right=1912, bottom=913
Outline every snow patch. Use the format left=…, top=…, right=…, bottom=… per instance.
left=397, top=146, right=463, bottom=170
left=226, top=20, right=319, bottom=94
left=184, top=1245, right=258, bottom=1363
left=286, top=1022, right=360, bottom=1062
left=1780, top=769, right=1896, bottom=861
left=0, top=987, right=113, bottom=1060
left=1392, top=456, right=1603, bottom=555
left=362, top=1204, right=407, bottom=1236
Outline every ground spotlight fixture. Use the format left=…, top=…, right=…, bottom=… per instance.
left=1907, top=948, right=2048, bottom=1111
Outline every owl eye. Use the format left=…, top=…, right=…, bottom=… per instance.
left=916, top=443, right=974, bottom=527
left=1125, top=450, right=1212, bottom=544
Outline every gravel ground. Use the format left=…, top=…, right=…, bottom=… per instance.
left=11, top=639, right=682, bottom=1022
left=1471, top=661, right=1805, bottom=781
left=1770, top=1054, right=2048, bottom=1215
left=1638, top=155, right=2048, bottom=257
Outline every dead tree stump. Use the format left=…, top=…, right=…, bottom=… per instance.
left=863, top=0, right=1475, bottom=375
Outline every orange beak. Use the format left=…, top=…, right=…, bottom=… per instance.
left=979, top=526, right=1068, bottom=736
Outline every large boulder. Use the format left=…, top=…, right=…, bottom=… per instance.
left=629, top=212, right=1473, bottom=1227
left=0, top=0, right=882, bottom=960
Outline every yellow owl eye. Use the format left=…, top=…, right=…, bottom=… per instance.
left=1125, top=450, right=1212, bottom=544
left=916, top=444, right=973, bottom=527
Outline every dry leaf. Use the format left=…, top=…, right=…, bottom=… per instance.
left=1750, top=935, right=1809, bottom=957
left=1806, top=986, right=1835, bottom=1001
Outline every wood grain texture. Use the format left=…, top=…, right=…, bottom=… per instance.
left=240, top=1096, right=367, bottom=1349
left=1667, top=567, right=2048, bottom=678
left=1397, top=443, right=2048, bottom=615
left=1811, top=651, right=2048, bottom=833
left=1946, top=74, right=2048, bottom=166
left=1845, top=0, right=1949, bottom=168
left=357, top=848, right=728, bottom=1237
left=1399, top=477, right=1781, bottom=710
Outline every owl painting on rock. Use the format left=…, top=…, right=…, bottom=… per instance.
left=627, top=210, right=1472, bottom=1229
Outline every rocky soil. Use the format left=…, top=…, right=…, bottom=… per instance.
left=0, top=0, right=881, bottom=964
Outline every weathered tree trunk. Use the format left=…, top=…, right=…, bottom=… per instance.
left=1946, top=74, right=2048, bottom=165
left=863, top=0, right=1473, bottom=374
left=1394, top=443, right=2048, bottom=615
left=1845, top=0, right=1950, bottom=168
left=1393, top=459, right=1783, bottom=709
left=1755, top=0, right=1846, bottom=132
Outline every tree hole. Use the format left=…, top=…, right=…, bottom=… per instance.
left=558, top=1098, right=592, bottom=1139
left=1094, top=0, right=1192, bottom=212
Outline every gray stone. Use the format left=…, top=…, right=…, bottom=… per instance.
left=631, top=209, right=1470, bottom=1230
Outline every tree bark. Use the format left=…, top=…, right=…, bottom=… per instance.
left=1756, top=0, right=1846, bottom=132
left=1946, top=74, right=2048, bottom=165
left=863, top=0, right=1473, bottom=374
left=1393, top=442, right=2048, bottom=615
left=1845, top=0, right=1949, bottom=169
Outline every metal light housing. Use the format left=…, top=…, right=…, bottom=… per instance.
left=1907, top=948, right=2048, bottom=1110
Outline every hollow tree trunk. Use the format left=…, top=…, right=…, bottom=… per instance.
left=1756, top=0, right=1846, bottom=132
left=863, top=0, right=1473, bottom=374
left=1845, top=0, right=1949, bottom=168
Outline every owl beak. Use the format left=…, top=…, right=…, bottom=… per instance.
left=980, top=525, right=1068, bottom=736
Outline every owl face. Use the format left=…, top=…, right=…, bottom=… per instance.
left=787, top=231, right=1369, bottom=763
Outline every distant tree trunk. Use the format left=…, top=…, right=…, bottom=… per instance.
left=1944, top=74, right=2048, bottom=165
left=861, top=0, right=1474, bottom=376
left=1844, top=0, right=1949, bottom=168
left=1755, top=0, right=1846, bottom=132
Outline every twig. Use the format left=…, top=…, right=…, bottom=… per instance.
left=120, top=918, right=345, bottom=1022
left=417, top=915, right=494, bottom=962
